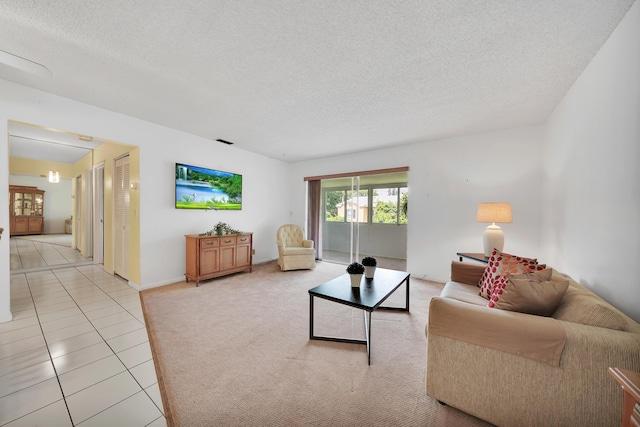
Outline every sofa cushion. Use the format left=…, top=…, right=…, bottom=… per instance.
left=552, top=286, right=627, bottom=331
left=478, top=249, right=540, bottom=299
left=488, top=275, right=569, bottom=316
left=441, top=281, right=489, bottom=306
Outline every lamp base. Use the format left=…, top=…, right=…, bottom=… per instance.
left=483, top=224, right=504, bottom=257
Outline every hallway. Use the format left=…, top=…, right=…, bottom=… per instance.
left=10, top=235, right=90, bottom=272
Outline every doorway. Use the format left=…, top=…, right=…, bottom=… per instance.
left=6, top=120, right=140, bottom=286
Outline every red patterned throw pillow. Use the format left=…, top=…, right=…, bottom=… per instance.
left=478, top=249, right=539, bottom=299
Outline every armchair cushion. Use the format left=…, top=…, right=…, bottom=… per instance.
left=279, top=247, right=315, bottom=256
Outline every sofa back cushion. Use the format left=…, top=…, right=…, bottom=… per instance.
left=450, top=261, right=486, bottom=287
left=552, top=285, right=627, bottom=331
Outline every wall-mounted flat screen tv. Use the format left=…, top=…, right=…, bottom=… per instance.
left=175, top=163, right=242, bottom=210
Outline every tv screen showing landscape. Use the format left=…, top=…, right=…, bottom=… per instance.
left=175, top=163, right=242, bottom=210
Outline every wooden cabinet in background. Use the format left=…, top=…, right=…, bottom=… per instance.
left=185, top=233, right=253, bottom=286
left=9, top=185, right=45, bottom=236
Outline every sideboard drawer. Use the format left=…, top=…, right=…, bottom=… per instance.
left=237, top=235, right=251, bottom=245
left=220, top=236, right=237, bottom=247
left=200, top=238, right=219, bottom=248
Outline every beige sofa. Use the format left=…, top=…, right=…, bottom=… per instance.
left=426, top=261, right=640, bottom=427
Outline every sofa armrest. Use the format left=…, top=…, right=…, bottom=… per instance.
left=302, top=240, right=314, bottom=249
left=428, top=296, right=566, bottom=366
left=450, top=261, right=485, bottom=286
left=427, top=310, right=640, bottom=427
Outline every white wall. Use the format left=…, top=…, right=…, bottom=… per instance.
left=543, top=1, right=640, bottom=321
left=289, top=125, right=545, bottom=282
left=140, top=137, right=289, bottom=287
left=0, top=79, right=290, bottom=321
left=9, top=174, right=72, bottom=234
left=0, top=118, right=9, bottom=322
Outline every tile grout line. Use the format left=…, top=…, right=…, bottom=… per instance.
left=18, top=270, right=76, bottom=426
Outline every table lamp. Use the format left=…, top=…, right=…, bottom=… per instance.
left=476, top=202, right=512, bottom=257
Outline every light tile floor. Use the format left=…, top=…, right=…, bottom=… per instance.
left=2, top=238, right=166, bottom=426
left=10, top=237, right=91, bottom=272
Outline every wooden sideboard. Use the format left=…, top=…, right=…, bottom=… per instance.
left=185, top=233, right=253, bottom=286
left=609, top=367, right=640, bottom=427
left=9, top=185, right=45, bottom=236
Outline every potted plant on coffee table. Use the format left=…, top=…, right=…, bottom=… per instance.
left=362, top=256, right=377, bottom=279
left=346, top=262, right=365, bottom=287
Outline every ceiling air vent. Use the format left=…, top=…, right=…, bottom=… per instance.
left=216, top=139, right=234, bottom=145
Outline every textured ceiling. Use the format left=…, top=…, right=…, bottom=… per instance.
left=0, top=1, right=635, bottom=162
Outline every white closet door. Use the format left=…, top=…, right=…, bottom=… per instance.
left=93, top=163, right=105, bottom=265
left=114, top=155, right=130, bottom=279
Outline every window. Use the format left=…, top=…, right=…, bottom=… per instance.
left=372, top=186, right=407, bottom=224
left=323, top=185, right=406, bottom=225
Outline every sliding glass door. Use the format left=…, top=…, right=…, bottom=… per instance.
left=318, top=170, right=408, bottom=269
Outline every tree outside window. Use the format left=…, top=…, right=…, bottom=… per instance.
left=324, top=185, right=407, bottom=225
left=324, top=190, right=344, bottom=222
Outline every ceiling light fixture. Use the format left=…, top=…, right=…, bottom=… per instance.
left=0, top=50, right=52, bottom=77
left=48, top=170, right=60, bottom=183
left=216, top=139, right=234, bottom=145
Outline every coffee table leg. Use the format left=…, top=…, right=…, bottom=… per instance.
left=363, top=310, right=372, bottom=365
left=309, top=294, right=314, bottom=339
left=405, top=276, right=410, bottom=312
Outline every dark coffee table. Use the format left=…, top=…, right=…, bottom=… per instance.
left=308, top=268, right=410, bottom=365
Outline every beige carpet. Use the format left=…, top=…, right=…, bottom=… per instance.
left=141, top=261, right=493, bottom=427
